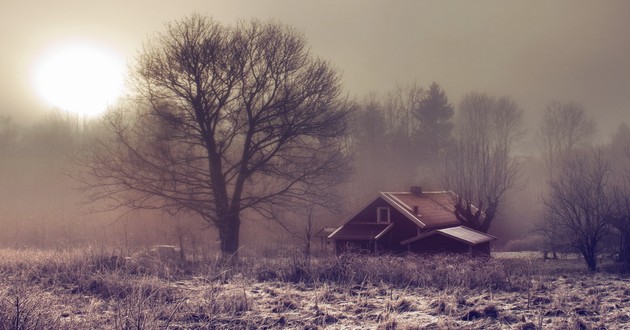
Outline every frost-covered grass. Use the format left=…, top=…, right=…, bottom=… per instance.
left=0, top=248, right=628, bottom=329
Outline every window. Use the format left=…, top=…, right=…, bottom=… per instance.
left=377, top=206, right=390, bottom=223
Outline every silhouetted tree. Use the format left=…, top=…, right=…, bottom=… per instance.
left=413, top=82, right=454, bottom=161
left=535, top=101, right=596, bottom=258
left=78, top=15, right=351, bottom=261
left=544, top=149, right=612, bottom=271
left=444, top=92, right=524, bottom=233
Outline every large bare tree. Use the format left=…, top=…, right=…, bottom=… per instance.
left=78, top=15, right=351, bottom=260
left=444, top=92, right=524, bottom=233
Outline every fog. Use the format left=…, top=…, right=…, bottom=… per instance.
left=1, top=1, right=629, bottom=253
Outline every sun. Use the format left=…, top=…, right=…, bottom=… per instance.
left=32, top=41, right=126, bottom=117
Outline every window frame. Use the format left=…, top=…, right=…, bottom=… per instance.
left=376, top=206, right=390, bottom=223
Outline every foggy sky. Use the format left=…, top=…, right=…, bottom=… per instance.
left=1, top=0, right=629, bottom=137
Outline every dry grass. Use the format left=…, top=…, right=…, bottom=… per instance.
left=0, top=248, right=628, bottom=329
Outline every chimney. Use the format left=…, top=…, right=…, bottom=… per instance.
left=413, top=205, right=419, bottom=214
left=410, top=186, right=423, bottom=195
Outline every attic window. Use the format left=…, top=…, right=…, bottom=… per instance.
left=377, top=207, right=390, bottom=223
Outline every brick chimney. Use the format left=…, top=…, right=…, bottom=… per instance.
left=410, top=186, right=423, bottom=195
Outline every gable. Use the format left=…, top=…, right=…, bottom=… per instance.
left=340, top=195, right=424, bottom=227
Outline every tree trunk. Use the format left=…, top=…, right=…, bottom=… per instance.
left=582, top=248, right=597, bottom=271
left=621, top=229, right=630, bottom=267
left=218, top=214, right=241, bottom=263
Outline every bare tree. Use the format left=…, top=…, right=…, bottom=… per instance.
left=537, top=101, right=596, bottom=181
left=381, top=83, right=424, bottom=179
left=78, top=15, right=351, bottom=261
left=535, top=101, right=596, bottom=258
left=444, top=92, right=524, bottom=232
left=610, top=178, right=630, bottom=267
left=608, top=125, right=630, bottom=267
left=544, top=149, right=612, bottom=271
left=347, top=84, right=424, bottom=195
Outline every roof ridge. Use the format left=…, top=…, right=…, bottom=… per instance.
left=380, top=192, right=426, bottom=228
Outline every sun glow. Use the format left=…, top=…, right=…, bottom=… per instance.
left=32, top=41, right=126, bottom=117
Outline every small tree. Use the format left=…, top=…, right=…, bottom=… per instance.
left=78, top=15, right=351, bottom=261
left=544, top=149, right=612, bottom=271
left=444, top=92, right=524, bottom=233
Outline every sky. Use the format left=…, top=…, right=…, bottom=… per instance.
left=1, top=0, right=629, bottom=138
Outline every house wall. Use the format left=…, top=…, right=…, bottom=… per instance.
left=407, top=235, right=470, bottom=253
left=347, top=198, right=390, bottom=224
left=345, top=197, right=419, bottom=253
left=335, top=239, right=374, bottom=254
left=471, top=242, right=491, bottom=255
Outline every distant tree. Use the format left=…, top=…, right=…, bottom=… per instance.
left=413, top=82, right=454, bottom=160
left=346, top=94, right=389, bottom=195
left=536, top=101, right=596, bottom=180
left=351, top=94, right=388, bottom=157
left=444, top=92, right=524, bottom=233
left=347, top=84, right=424, bottom=195
left=383, top=83, right=424, bottom=173
left=78, top=15, right=351, bottom=261
left=609, top=123, right=630, bottom=174
left=27, top=110, right=82, bottom=156
left=0, top=114, right=17, bottom=154
left=535, top=101, right=596, bottom=258
left=610, top=178, right=630, bottom=267
left=608, top=123, right=630, bottom=267
left=543, top=149, right=612, bottom=271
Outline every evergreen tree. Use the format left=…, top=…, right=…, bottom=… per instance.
left=413, top=82, right=454, bottom=160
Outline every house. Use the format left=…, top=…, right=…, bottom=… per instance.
left=328, top=187, right=496, bottom=255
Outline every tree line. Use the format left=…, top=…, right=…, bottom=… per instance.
left=1, top=14, right=629, bottom=270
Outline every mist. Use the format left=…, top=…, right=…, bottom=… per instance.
left=1, top=1, right=630, bottom=253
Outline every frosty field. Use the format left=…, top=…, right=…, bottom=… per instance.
left=0, top=249, right=628, bottom=329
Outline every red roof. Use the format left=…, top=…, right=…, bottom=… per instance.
left=400, top=226, right=496, bottom=246
left=381, top=191, right=461, bottom=229
left=328, top=223, right=393, bottom=240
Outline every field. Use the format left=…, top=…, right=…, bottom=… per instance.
left=0, top=249, right=628, bottom=329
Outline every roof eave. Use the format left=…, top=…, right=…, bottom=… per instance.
left=374, top=222, right=395, bottom=240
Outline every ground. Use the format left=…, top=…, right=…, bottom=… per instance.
left=0, top=250, right=628, bottom=329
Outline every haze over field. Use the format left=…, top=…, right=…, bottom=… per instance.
left=0, top=1, right=629, bottom=254
left=1, top=0, right=629, bottom=134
